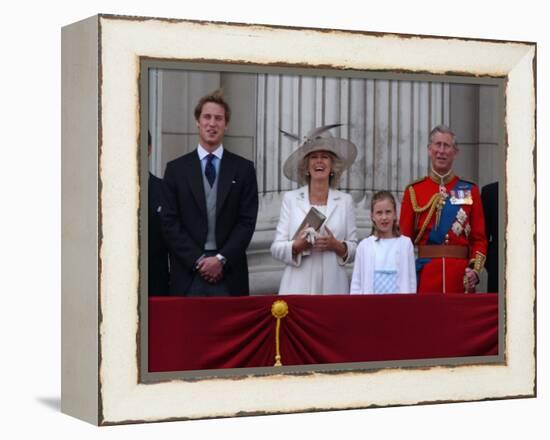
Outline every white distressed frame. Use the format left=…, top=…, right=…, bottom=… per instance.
left=62, top=14, right=536, bottom=425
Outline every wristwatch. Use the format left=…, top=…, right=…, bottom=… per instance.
left=215, top=253, right=227, bottom=265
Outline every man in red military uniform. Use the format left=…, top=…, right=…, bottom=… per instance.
left=399, top=125, right=487, bottom=294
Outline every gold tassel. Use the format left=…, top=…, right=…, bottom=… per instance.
left=271, top=300, right=289, bottom=367
left=408, top=187, right=444, bottom=244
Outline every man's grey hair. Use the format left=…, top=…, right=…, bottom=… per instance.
left=429, top=124, right=457, bottom=147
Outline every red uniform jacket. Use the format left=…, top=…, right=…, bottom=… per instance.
left=400, top=172, right=487, bottom=294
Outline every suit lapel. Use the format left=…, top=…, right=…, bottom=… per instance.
left=187, top=152, right=207, bottom=218
left=216, top=152, right=235, bottom=217
left=295, top=186, right=310, bottom=216
left=324, top=188, right=341, bottom=224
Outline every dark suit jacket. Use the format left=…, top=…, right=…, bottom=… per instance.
left=148, top=173, right=170, bottom=295
left=161, top=149, right=259, bottom=296
left=481, top=182, right=498, bottom=293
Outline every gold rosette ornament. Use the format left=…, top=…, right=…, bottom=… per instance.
left=271, top=300, right=289, bottom=366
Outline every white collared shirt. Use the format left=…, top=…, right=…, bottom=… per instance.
left=197, top=144, right=224, bottom=176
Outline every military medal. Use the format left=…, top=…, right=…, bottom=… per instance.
left=456, top=208, right=467, bottom=225
left=450, top=188, right=473, bottom=205
left=452, top=221, right=464, bottom=236
left=450, top=190, right=458, bottom=204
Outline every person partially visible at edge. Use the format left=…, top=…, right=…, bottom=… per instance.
left=481, top=181, right=499, bottom=293
left=148, top=130, right=170, bottom=296
left=270, top=124, right=358, bottom=294
left=350, top=190, right=416, bottom=294
left=399, top=124, right=487, bottom=294
left=160, top=89, right=259, bottom=296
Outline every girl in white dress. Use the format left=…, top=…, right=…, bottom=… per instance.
left=350, top=191, right=416, bottom=294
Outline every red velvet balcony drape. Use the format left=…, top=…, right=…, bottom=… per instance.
left=148, top=293, right=498, bottom=372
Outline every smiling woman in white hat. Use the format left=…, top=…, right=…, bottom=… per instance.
left=270, top=124, right=359, bottom=295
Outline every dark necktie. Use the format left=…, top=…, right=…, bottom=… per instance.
left=205, top=154, right=216, bottom=187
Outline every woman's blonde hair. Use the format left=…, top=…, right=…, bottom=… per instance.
left=297, top=151, right=346, bottom=188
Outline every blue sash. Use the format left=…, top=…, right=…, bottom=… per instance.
left=428, top=180, right=472, bottom=244
left=416, top=180, right=472, bottom=275
left=416, top=257, right=431, bottom=273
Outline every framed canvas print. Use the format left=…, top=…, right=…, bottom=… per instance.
left=61, top=14, right=536, bottom=425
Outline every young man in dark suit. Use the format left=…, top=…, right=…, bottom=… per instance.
left=161, top=90, right=259, bottom=296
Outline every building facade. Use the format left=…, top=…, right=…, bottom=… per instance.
left=148, top=68, right=501, bottom=294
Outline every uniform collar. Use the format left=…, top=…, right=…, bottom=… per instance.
left=429, top=167, right=455, bottom=185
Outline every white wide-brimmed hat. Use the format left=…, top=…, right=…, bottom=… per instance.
left=282, top=124, right=357, bottom=185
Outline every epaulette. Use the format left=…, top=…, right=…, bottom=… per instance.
left=405, top=176, right=426, bottom=188
left=457, top=176, right=479, bottom=187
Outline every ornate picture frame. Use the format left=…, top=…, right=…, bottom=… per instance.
left=61, top=14, right=536, bottom=425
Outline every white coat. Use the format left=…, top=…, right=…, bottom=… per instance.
left=270, top=187, right=358, bottom=294
left=350, top=235, right=416, bottom=294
